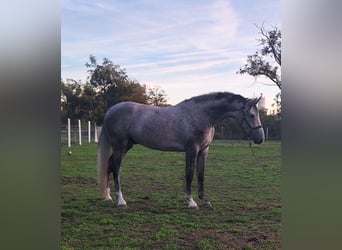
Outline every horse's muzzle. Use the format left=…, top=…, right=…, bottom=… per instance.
left=252, top=128, right=265, bottom=144
left=253, top=137, right=264, bottom=144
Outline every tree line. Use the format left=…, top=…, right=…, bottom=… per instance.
left=61, top=56, right=280, bottom=140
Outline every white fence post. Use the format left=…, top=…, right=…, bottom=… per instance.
left=78, top=119, right=82, bottom=145
left=94, top=123, right=98, bottom=143
left=67, top=118, right=71, bottom=148
left=88, top=121, right=91, bottom=144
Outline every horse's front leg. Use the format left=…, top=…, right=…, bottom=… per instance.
left=185, top=148, right=199, bottom=209
left=197, top=147, right=212, bottom=207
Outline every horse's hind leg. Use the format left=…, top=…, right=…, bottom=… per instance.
left=103, top=154, right=115, bottom=201
left=110, top=153, right=127, bottom=207
left=110, top=141, right=133, bottom=207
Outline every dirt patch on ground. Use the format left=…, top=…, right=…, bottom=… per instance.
left=245, top=202, right=281, bottom=211
left=62, top=176, right=97, bottom=185
left=183, top=227, right=279, bottom=249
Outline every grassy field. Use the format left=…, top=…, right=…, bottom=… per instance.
left=61, top=140, right=281, bottom=249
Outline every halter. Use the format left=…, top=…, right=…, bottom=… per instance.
left=240, top=102, right=263, bottom=131
left=241, top=117, right=263, bottom=130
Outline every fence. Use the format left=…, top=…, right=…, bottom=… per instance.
left=214, top=121, right=281, bottom=140
left=61, top=119, right=102, bottom=146
left=213, top=126, right=280, bottom=140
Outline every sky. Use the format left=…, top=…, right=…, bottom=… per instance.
left=61, top=0, right=281, bottom=110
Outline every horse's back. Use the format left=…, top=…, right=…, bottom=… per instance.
left=103, top=102, right=188, bottom=150
left=104, top=101, right=171, bottom=132
left=105, top=102, right=171, bottom=123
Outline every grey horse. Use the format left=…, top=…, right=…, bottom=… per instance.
left=97, top=92, right=264, bottom=209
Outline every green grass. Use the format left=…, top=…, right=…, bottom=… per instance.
left=61, top=140, right=281, bottom=249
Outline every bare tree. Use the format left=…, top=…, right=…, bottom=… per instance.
left=238, top=25, right=281, bottom=89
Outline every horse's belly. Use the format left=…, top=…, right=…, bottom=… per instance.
left=136, top=138, right=185, bottom=152
left=130, top=130, right=185, bottom=151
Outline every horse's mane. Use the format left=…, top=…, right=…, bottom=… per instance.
left=181, top=92, right=247, bottom=104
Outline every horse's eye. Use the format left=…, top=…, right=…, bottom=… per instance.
left=249, top=114, right=255, bottom=119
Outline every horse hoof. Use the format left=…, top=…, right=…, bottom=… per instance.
left=203, top=201, right=212, bottom=208
left=104, top=198, right=113, bottom=202
left=118, top=203, right=127, bottom=208
left=188, top=205, right=199, bottom=210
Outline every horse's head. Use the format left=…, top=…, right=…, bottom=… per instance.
left=239, top=96, right=265, bottom=144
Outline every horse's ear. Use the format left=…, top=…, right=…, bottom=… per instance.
left=255, top=96, right=262, bottom=104
left=246, top=97, right=258, bottom=106
left=245, top=96, right=261, bottom=109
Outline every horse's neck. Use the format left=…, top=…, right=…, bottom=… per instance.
left=201, top=100, right=243, bottom=124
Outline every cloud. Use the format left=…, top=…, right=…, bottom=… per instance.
left=62, top=0, right=244, bottom=83
left=62, top=0, right=240, bottom=56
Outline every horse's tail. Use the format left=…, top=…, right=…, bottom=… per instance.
left=97, top=124, right=110, bottom=197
